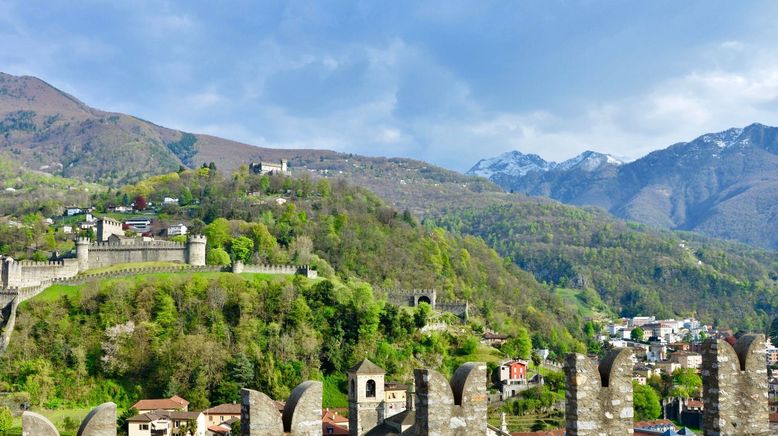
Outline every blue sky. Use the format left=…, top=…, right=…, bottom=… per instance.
left=2, top=1, right=778, bottom=170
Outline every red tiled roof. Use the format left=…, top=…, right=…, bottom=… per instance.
left=132, top=397, right=188, bottom=411
left=686, top=400, right=703, bottom=408
left=322, top=409, right=348, bottom=424
left=203, top=403, right=241, bottom=415
left=207, top=424, right=230, bottom=435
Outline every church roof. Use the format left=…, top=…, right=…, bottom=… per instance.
left=349, top=359, right=386, bottom=375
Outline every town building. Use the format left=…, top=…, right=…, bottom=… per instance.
left=167, top=223, right=188, bottom=237
left=671, top=351, right=702, bottom=370
left=201, top=403, right=240, bottom=428
left=132, top=395, right=189, bottom=413
left=493, top=360, right=530, bottom=400
left=127, top=410, right=204, bottom=436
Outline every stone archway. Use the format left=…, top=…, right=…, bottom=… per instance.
left=417, top=296, right=432, bottom=306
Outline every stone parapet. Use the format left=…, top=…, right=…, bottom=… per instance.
left=564, top=348, right=634, bottom=436
left=701, top=334, right=770, bottom=435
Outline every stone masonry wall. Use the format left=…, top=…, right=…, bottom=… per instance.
left=701, top=334, right=770, bottom=435
left=564, top=348, right=634, bottom=436
left=241, top=381, right=323, bottom=436
left=414, top=362, right=488, bottom=436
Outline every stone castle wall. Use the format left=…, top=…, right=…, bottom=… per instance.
left=232, top=261, right=319, bottom=278
left=415, top=362, right=489, bottom=435
left=86, top=241, right=189, bottom=269
left=564, top=348, right=634, bottom=435
left=701, top=334, right=770, bottom=435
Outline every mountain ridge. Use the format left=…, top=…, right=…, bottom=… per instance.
left=471, top=123, right=778, bottom=249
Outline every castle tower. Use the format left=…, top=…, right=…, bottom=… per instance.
left=280, top=159, right=288, bottom=173
left=75, top=237, right=90, bottom=272
left=187, top=235, right=207, bottom=266
left=348, top=359, right=385, bottom=436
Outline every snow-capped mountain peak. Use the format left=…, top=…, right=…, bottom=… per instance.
left=700, top=127, right=745, bottom=148
left=557, top=151, right=624, bottom=172
left=466, top=150, right=555, bottom=178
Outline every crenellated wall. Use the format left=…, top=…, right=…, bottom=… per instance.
left=414, top=362, right=489, bottom=435
left=241, top=382, right=322, bottom=436
left=701, top=334, right=770, bottom=435
left=22, top=402, right=116, bottom=436
left=564, top=348, right=634, bottom=435
left=15, top=347, right=773, bottom=435
left=232, top=261, right=319, bottom=278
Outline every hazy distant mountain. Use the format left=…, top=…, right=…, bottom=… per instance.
left=0, top=72, right=336, bottom=184
left=0, top=72, right=499, bottom=214
left=471, top=123, right=778, bottom=249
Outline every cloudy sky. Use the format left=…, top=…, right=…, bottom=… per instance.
left=2, top=1, right=778, bottom=170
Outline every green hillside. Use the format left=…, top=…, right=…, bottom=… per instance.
left=435, top=200, right=778, bottom=331
left=0, top=167, right=585, bottom=413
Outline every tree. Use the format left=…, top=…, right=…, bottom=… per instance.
left=671, top=368, right=702, bottom=398
left=133, top=195, right=147, bottom=211
left=205, top=218, right=231, bottom=249
left=206, top=248, right=231, bottom=266
left=249, top=223, right=277, bottom=259
left=633, top=382, right=661, bottom=420
left=0, top=406, right=13, bottom=433
left=631, top=327, right=644, bottom=342
left=503, top=328, right=532, bottom=360
left=230, top=236, right=254, bottom=263
left=414, top=302, right=431, bottom=328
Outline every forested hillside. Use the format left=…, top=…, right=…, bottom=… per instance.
left=435, top=200, right=778, bottom=331
left=0, top=166, right=586, bottom=412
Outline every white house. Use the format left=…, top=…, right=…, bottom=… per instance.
left=65, top=207, right=83, bottom=216
left=127, top=410, right=205, bottom=436
left=163, top=197, right=180, bottom=205
left=167, top=224, right=188, bottom=237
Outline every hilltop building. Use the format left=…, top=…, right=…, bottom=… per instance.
left=249, top=159, right=289, bottom=175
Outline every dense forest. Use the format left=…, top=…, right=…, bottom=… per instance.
left=435, top=201, right=778, bottom=331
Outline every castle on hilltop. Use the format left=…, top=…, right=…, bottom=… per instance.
left=0, top=219, right=206, bottom=291
left=249, top=159, right=289, bottom=175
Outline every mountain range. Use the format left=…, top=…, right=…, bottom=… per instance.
left=468, top=124, right=778, bottom=249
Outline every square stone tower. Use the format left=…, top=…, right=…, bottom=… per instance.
left=348, top=359, right=385, bottom=435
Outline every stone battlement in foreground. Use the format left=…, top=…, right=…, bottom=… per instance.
left=17, top=339, right=772, bottom=435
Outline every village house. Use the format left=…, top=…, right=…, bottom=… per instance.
left=384, top=382, right=408, bottom=419
left=132, top=395, right=189, bottom=413
left=127, top=410, right=205, bottom=436
left=481, top=330, right=508, bottom=346
left=670, top=351, right=702, bottom=370
left=767, top=343, right=778, bottom=366
left=163, top=197, right=180, bottom=205
left=109, top=205, right=134, bottom=213
left=322, top=409, right=349, bottom=435
left=493, top=359, right=530, bottom=400
left=125, top=217, right=152, bottom=233
left=167, top=223, right=188, bottom=237
left=201, top=403, right=240, bottom=428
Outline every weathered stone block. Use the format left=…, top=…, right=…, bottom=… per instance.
left=77, top=402, right=116, bottom=436
left=564, top=348, right=634, bottom=436
left=701, top=334, right=770, bottom=435
left=415, top=362, right=487, bottom=436
left=22, top=411, right=59, bottom=436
